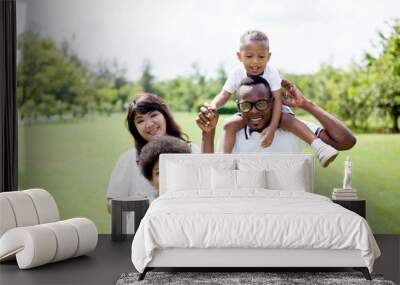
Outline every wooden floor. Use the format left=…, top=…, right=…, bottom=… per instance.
left=0, top=235, right=399, bottom=285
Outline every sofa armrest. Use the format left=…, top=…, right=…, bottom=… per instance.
left=0, top=218, right=97, bottom=269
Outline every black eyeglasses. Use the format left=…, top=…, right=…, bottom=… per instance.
left=237, top=99, right=273, bottom=113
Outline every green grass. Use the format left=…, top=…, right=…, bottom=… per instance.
left=18, top=113, right=400, bottom=234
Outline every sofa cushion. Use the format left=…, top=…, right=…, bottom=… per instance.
left=24, top=189, right=60, bottom=224
left=42, top=221, right=79, bottom=262
left=0, top=196, right=17, bottom=237
left=0, top=218, right=97, bottom=269
left=0, top=225, right=57, bottom=269
left=0, top=191, right=39, bottom=227
left=0, top=189, right=60, bottom=237
left=0, top=189, right=98, bottom=269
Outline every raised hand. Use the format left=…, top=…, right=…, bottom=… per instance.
left=196, top=103, right=218, bottom=133
left=281, top=79, right=306, bottom=108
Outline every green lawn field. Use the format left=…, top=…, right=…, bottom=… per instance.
left=18, top=112, right=400, bottom=234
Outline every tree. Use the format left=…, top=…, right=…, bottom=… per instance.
left=17, top=32, right=94, bottom=119
left=140, top=59, right=155, bottom=93
left=365, top=19, right=400, bottom=132
left=95, top=58, right=128, bottom=89
left=16, top=32, right=127, bottom=119
left=216, top=63, right=227, bottom=86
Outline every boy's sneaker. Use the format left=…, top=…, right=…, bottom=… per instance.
left=311, top=139, right=339, bottom=167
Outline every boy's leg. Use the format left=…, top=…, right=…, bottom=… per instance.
left=280, top=113, right=316, bottom=144
left=221, top=114, right=246, bottom=153
left=280, top=113, right=339, bottom=167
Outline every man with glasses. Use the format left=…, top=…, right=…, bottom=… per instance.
left=197, top=76, right=356, bottom=155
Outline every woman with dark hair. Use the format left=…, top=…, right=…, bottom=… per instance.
left=106, top=93, right=199, bottom=216
left=126, top=93, right=188, bottom=156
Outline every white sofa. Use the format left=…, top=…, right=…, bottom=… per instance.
left=0, top=188, right=98, bottom=269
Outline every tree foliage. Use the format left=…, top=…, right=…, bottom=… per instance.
left=365, top=19, right=400, bottom=132
left=17, top=20, right=400, bottom=132
left=284, top=19, right=400, bottom=132
left=140, top=59, right=155, bottom=93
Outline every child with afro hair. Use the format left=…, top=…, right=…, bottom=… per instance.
left=138, top=135, right=191, bottom=196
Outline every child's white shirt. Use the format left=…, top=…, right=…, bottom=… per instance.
left=223, top=63, right=282, bottom=94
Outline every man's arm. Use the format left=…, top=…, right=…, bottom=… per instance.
left=282, top=79, right=356, bottom=150
left=302, top=100, right=356, bottom=150
left=201, top=129, right=215, bottom=153
left=196, top=104, right=218, bottom=153
left=218, top=127, right=234, bottom=153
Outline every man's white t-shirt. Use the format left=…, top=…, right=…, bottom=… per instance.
left=223, top=64, right=282, bottom=94
left=231, top=120, right=321, bottom=153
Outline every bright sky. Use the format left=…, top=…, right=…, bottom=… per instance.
left=17, top=0, right=400, bottom=81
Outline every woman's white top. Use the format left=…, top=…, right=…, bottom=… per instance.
left=106, top=148, right=157, bottom=202
left=106, top=142, right=200, bottom=202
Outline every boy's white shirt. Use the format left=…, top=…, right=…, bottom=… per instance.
left=223, top=63, right=282, bottom=94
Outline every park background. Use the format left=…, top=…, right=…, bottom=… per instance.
left=16, top=0, right=399, bottom=234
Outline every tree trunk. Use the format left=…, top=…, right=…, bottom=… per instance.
left=393, top=110, right=399, bottom=133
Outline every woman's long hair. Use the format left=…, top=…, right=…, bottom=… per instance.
left=126, top=93, right=188, bottom=155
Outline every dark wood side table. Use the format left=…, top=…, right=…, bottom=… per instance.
left=332, top=199, right=366, bottom=218
left=112, top=198, right=149, bottom=242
